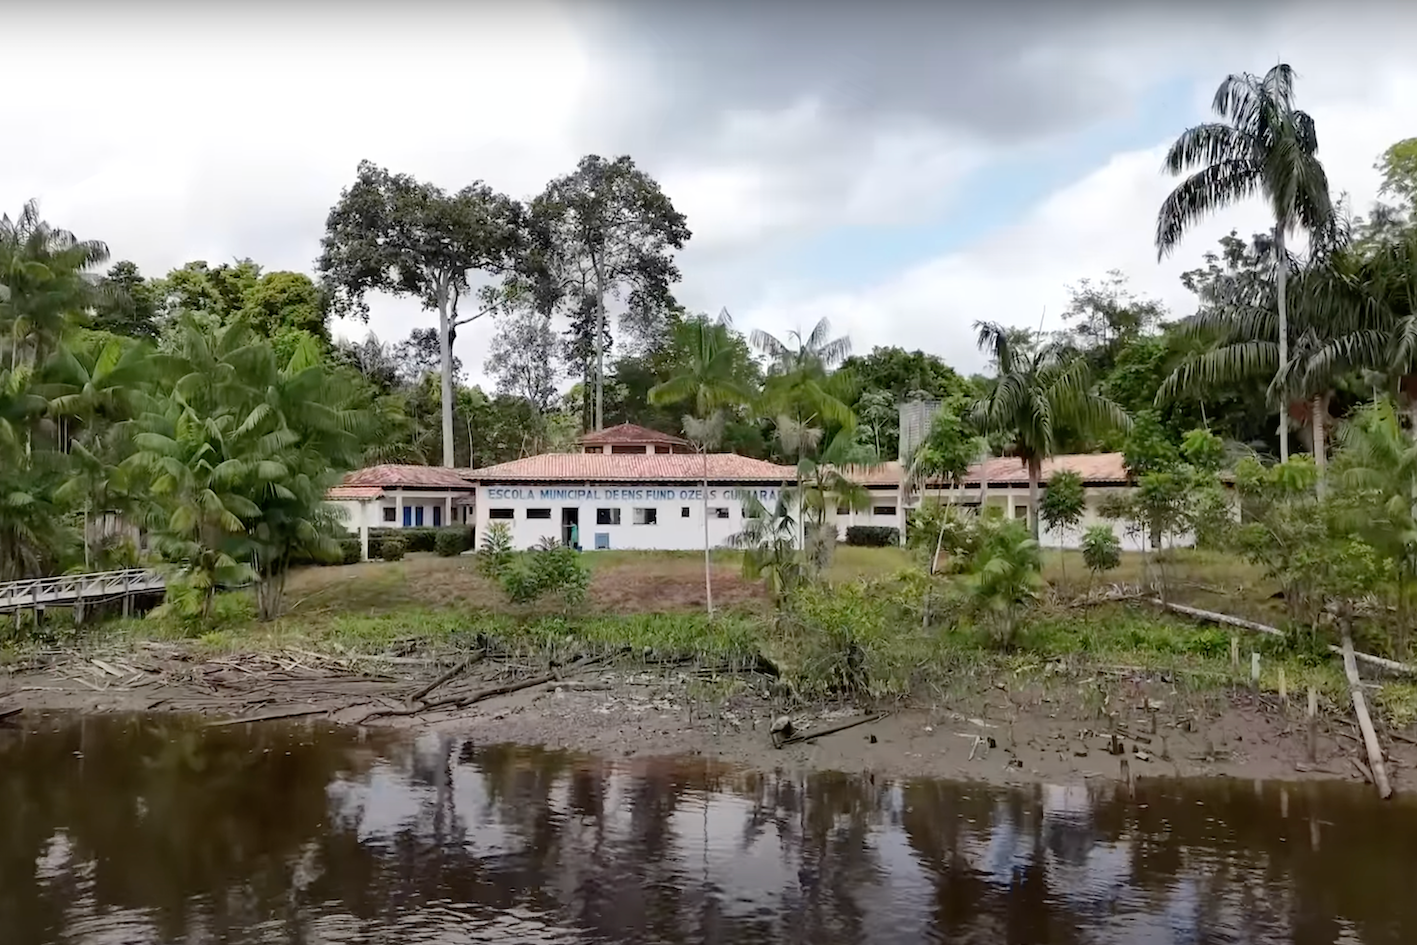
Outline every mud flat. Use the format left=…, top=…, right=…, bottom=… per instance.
left=4, top=642, right=1413, bottom=788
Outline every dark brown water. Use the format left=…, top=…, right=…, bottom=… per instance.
left=1, top=715, right=1414, bottom=944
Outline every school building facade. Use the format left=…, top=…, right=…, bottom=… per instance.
left=464, top=452, right=798, bottom=551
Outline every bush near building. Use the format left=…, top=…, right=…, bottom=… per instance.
left=845, top=526, right=899, bottom=547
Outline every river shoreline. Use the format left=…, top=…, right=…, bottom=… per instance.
left=4, top=643, right=1412, bottom=789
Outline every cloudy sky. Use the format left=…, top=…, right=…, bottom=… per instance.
left=6, top=2, right=1413, bottom=388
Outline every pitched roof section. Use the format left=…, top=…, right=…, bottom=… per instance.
left=466, top=453, right=796, bottom=483
left=327, top=485, right=385, bottom=500
left=962, top=452, right=1129, bottom=485
left=579, top=423, right=690, bottom=447
left=836, top=454, right=1130, bottom=488
left=341, top=464, right=477, bottom=490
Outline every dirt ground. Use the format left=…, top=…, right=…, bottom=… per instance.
left=4, top=644, right=1413, bottom=790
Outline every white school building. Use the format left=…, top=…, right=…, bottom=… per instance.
left=327, top=464, right=477, bottom=532
left=326, top=426, right=1206, bottom=555
left=465, top=452, right=798, bottom=551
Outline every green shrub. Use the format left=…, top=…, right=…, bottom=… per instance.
left=380, top=538, right=407, bottom=561
left=338, top=537, right=362, bottom=565
left=501, top=542, right=590, bottom=607
left=845, top=525, right=899, bottom=547
left=368, top=527, right=438, bottom=553
left=1081, top=525, right=1122, bottom=577
left=478, top=522, right=515, bottom=579
left=435, top=527, right=471, bottom=557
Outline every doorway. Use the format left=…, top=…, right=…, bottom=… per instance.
left=561, top=508, right=580, bottom=548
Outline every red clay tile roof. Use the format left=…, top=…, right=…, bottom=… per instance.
left=961, top=453, right=1129, bottom=486
left=341, top=464, right=477, bottom=489
left=466, top=453, right=796, bottom=483
left=327, top=485, right=385, bottom=500
left=842, top=453, right=1130, bottom=488
left=579, top=423, right=690, bottom=447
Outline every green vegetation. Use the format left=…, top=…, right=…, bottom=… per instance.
left=6, top=61, right=1417, bottom=732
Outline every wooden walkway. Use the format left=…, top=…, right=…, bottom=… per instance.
left=0, top=568, right=166, bottom=619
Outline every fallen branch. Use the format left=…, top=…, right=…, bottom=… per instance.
left=1149, top=600, right=1417, bottom=677
left=782, top=713, right=886, bottom=746
left=409, top=650, right=485, bottom=704
left=359, top=654, right=600, bottom=723
left=206, top=706, right=331, bottom=727
left=1340, top=623, right=1393, bottom=800
left=0, top=706, right=22, bottom=723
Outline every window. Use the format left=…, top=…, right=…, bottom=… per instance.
left=489, top=508, right=514, bottom=520
left=633, top=507, right=657, bottom=525
left=745, top=504, right=762, bottom=519
left=873, top=505, right=895, bottom=517
left=527, top=508, right=551, bottom=520
left=711, top=507, right=730, bottom=519
left=655, top=445, right=671, bottom=454
left=382, top=506, right=396, bottom=523
left=836, top=505, right=849, bottom=515
left=597, top=508, right=621, bottom=526
left=681, top=506, right=691, bottom=518
left=584, top=445, right=603, bottom=453
left=611, top=444, right=646, bottom=454
left=1014, top=505, right=1029, bottom=521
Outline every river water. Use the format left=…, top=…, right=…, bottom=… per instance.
left=1, top=715, right=1413, bottom=944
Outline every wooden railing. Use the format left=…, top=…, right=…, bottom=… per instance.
left=0, top=568, right=165, bottom=611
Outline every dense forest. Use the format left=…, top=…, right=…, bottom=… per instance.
left=3, top=62, right=1417, bottom=640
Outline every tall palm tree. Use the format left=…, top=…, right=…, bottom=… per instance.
left=970, top=321, right=1130, bottom=539
left=648, top=310, right=752, bottom=617
left=1155, top=63, right=1334, bottom=462
left=751, top=317, right=855, bottom=431
left=0, top=201, right=110, bottom=369
left=1158, top=243, right=1341, bottom=476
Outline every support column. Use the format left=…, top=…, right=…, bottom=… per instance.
left=360, top=501, right=370, bottom=562
left=395, top=491, right=404, bottom=528
left=445, top=494, right=452, bottom=528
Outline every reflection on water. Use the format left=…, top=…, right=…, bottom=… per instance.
left=0, top=715, right=1413, bottom=944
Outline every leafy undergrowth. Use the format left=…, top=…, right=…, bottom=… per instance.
left=9, top=548, right=1414, bottom=728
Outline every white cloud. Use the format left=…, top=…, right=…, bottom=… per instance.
left=6, top=2, right=1415, bottom=397
left=737, top=55, right=1417, bottom=375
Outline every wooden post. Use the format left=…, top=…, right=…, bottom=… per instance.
left=1340, top=621, right=1393, bottom=799
left=122, top=571, right=131, bottom=618
left=1251, top=652, right=1261, bottom=686
left=1230, top=635, right=1239, bottom=668
left=1278, top=668, right=1287, bottom=707
left=1307, top=687, right=1318, bottom=764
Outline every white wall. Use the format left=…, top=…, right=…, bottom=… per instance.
left=329, top=490, right=475, bottom=532
left=475, top=482, right=791, bottom=551
left=839, top=484, right=1226, bottom=551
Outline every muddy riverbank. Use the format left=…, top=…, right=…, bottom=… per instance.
left=5, top=642, right=1415, bottom=789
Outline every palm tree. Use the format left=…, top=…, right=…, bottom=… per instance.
left=751, top=317, right=855, bottom=431
left=648, top=310, right=752, bottom=617
left=728, top=490, right=802, bottom=605
left=1155, top=63, right=1334, bottom=462
left=970, top=321, right=1129, bottom=539
left=0, top=201, right=110, bottom=369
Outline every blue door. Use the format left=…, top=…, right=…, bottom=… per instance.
left=414, top=506, right=425, bottom=527
left=403, top=505, right=412, bottom=527
left=433, top=505, right=442, bottom=527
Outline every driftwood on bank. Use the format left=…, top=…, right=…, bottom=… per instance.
left=408, top=650, right=485, bottom=704
left=1341, top=624, right=1394, bottom=799
left=0, top=706, right=22, bottom=723
left=1149, top=599, right=1417, bottom=677
left=205, top=706, right=332, bottom=727
left=358, top=654, right=602, bottom=724
left=781, top=713, right=886, bottom=747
